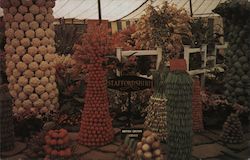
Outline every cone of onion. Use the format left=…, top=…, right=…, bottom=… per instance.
left=135, top=130, right=164, bottom=160
left=1, top=0, right=59, bottom=119
left=44, top=129, right=72, bottom=160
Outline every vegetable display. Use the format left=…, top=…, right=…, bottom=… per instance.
left=192, top=77, right=204, bottom=132
left=144, top=97, right=167, bottom=142
left=135, top=130, right=164, bottom=160
left=44, top=129, right=72, bottom=160
left=214, top=0, right=250, bottom=109
left=144, top=65, right=169, bottom=142
left=73, top=24, right=114, bottom=146
left=0, top=84, right=15, bottom=151
left=221, top=113, right=244, bottom=144
left=1, top=0, right=59, bottom=119
left=165, top=59, right=193, bottom=160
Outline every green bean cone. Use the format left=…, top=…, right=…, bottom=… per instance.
left=165, top=70, right=193, bottom=160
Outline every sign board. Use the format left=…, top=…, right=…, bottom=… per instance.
left=107, top=76, right=153, bottom=92
left=121, top=128, right=143, bottom=140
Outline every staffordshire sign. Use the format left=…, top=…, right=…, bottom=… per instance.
left=107, top=76, right=152, bottom=92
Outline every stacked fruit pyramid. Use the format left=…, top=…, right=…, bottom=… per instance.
left=221, top=113, right=244, bottom=144
left=135, top=130, right=164, bottom=160
left=214, top=0, right=250, bottom=109
left=165, top=59, right=193, bottom=160
left=0, top=84, right=15, bottom=151
left=0, top=0, right=59, bottom=119
left=144, top=66, right=168, bottom=142
left=192, top=77, right=204, bottom=132
left=44, top=129, right=72, bottom=160
left=78, top=65, right=114, bottom=146
left=73, top=24, right=114, bottom=146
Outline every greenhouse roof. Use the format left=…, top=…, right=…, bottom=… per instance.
left=0, top=0, right=226, bottom=21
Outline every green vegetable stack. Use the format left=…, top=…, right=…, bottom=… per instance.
left=221, top=113, right=244, bottom=144
left=166, top=59, right=193, bottom=160
left=144, top=66, right=168, bottom=141
left=214, top=0, right=250, bottom=109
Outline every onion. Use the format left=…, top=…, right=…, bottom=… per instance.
left=152, top=141, right=160, bottom=149
left=137, top=149, right=143, bottom=156
left=137, top=142, right=142, bottom=149
left=146, top=136, right=154, bottom=144
left=153, top=149, right=161, bottom=156
left=142, top=144, right=150, bottom=152
left=143, top=152, right=152, bottom=159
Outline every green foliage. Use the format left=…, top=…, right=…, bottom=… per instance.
left=55, top=19, right=83, bottom=55
left=56, top=72, right=85, bottom=115
left=165, top=71, right=193, bottom=160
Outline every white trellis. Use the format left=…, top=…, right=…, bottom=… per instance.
left=214, top=42, right=229, bottom=66
left=184, top=44, right=207, bottom=88
left=116, top=47, right=162, bottom=78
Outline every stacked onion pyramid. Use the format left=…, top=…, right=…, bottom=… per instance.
left=135, top=130, right=164, bottom=160
left=1, top=0, right=59, bottom=118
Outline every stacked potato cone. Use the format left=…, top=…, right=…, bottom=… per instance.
left=135, top=130, right=164, bottom=160
left=144, top=96, right=168, bottom=141
left=78, top=65, right=114, bottom=146
left=192, top=78, right=204, bottom=132
left=1, top=0, right=59, bottom=118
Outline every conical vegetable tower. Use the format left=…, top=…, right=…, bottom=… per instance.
left=192, top=77, right=204, bottom=132
left=165, top=59, right=193, bottom=160
left=214, top=0, right=250, bottom=109
left=221, top=113, right=244, bottom=144
left=144, top=66, right=168, bottom=141
left=73, top=24, right=114, bottom=147
left=1, top=0, right=59, bottom=119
